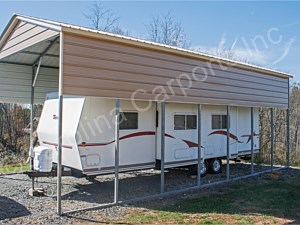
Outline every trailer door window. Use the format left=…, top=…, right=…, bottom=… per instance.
left=212, top=115, right=229, bottom=129
left=119, top=112, right=138, bottom=130
left=174, top=114, right=197, bottom=130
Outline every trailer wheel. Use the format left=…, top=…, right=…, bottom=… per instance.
left=200, top=160, right=209, bottom=177
left=86, top=175, right=97, bottom=182
left=209, top=158, right=222, bottom=174
left=189, top=160, right=208, bottom=177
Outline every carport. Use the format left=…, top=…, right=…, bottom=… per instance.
left=0, top=14, right=293, bottom=215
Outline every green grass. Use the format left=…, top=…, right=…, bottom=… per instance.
left=0, top=164, right=30, bottom=173
left=113, top=169, right=300, bottom=224
left=167, top=177, right=300, bottom=218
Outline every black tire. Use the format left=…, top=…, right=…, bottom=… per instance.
left=200, top=159, right=209, bottom=177
left=188, top=160, right=208, bottom=177
left=86, top=175, right=97, bottom=182
left=208, top=158, right=222, bottom=174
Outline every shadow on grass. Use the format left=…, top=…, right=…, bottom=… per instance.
left=0, top=196, right=31, bottom=220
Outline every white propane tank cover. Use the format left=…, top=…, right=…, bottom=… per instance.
left=33, top=146, right=53, bottom=172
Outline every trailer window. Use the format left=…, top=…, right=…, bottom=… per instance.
left=212, top=115, right=229, bottom=129
left=186, top=115, right=197, bottom=129
left=174, top=115, right=185, bottom=130
left=119, top=112, right=138, bottom=130
left=174, top=114, right=197, bottom=130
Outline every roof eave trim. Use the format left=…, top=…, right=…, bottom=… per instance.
left=16, top=15, right=61, bottom=32
left=61, top=26, right=293, bottom=79
left=0, top=14, right=19, bottom=50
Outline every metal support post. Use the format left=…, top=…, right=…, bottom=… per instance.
left=226, top=106, right=230, bottom=180
left=114, top=99, right=120, bottom=203
left=286, top=79, right=290, bottom=167
left=271, top=108, right=275, bottom=170
left=250, top=107, right=254, bottom=174
left=197, top=104, right=202, bottom=186
left=160, top=101, right=165, bottom=193
left=30, top=66, right=35, bottom=189
left=57, top=32, right=64, bottom=216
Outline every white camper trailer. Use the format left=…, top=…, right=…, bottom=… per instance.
left=36, top=96, right=259, bottom=177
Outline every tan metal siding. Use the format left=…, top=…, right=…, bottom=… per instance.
left=63, top=33, right=289, bottom=108
left=0, top=22, right=58, bottom=60
left=0, top=63, right=58, bottom=103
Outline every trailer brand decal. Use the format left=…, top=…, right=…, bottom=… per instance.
left=77, top=131, right=200, bottom=148
left=208, top=130, right=243, bottom=143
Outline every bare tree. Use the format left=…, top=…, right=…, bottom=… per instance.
left=148, top=16, right=160, bottom=43
left=84, top=1, right=128, bottom=35
left=146, top=12, right=190, bottom=48
left=290, top=83, right=300, bottom=160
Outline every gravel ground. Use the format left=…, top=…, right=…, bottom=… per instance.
left=0, top=162, right=284, bottom=224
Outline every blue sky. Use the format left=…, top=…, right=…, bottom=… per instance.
left=0, top=1, right=299, bottom=81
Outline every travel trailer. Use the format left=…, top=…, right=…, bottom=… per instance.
left=35, top=96, right=259, bottom=177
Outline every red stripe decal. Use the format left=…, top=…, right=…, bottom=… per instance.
left=78, top=131, right=186, bottom=148
left=78, top=131, right=156, bottom=147
left=241, top=132, right=259, bottom=143
left=182, top=140, right=199, bottom=148
left=208, top=130, right=243, bottom=143
left=120, top=131, right=156, bottom=141
left=43, top=141, right=73, bottom=149
left=165, top=133, right=175, bottom=139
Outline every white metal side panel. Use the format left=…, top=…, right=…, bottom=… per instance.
left=37, top=98, right=84, bottom=170
left=0, top=63, right=58, bottom=104
left=0, top=63, right=31, bottom=103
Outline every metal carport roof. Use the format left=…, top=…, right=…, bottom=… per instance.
left=0, top=14, right=293, bottom=105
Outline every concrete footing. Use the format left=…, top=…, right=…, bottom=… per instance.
left=29, top=188, right=44, bottom=197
